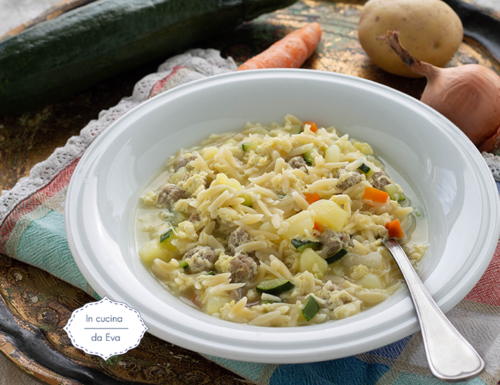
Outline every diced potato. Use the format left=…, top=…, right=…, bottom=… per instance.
left=139, top=240, right=171, bottom=265
left=169, top=166, right=187, bottom=184
left=205, top=296, right=233, bottom=315
left=202, top=146, right=219, bottom=160
left=357, top=273, right=385, bottom=289
left=283, top=211, right=314, bottom=239
left=325, top=144, right=341, bottom=163
left=212, top=173, right=243, bottom=191
left=299, top=249, right=328, bottom=279
left=308, top=200, right=348, bottom=231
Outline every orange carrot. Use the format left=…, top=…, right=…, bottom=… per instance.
left=305, top=192, right=320, bottom=204
left=237, top=23, right=322, bottom=71
left=386, top=219, right=404, bottom=239
left=313, top=221, right=325, bottom=233
left=363, top=186, right=389, bottom=203
left=304, top=121, right=318, bottom=133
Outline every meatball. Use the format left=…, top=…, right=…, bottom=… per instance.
left=371, top=171, right=392, bottom=191
left=228, top=227, right=251, bottom=254
left=321, top=229, right=350, bottom=256
left=288, top=156, right=308, bottom=173
left=183, top=246, right=216, bottom=274
left=230, top=252, right=258, bottom=283
left=174, top=154, right=197, bottom=172
left=157, top=184, right=187, bottom=207
left=336, top=170, right=362, bottom=190
left=188, top=212, right=199, bottom=223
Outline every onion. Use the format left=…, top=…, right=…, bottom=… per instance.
left=381, top=31, right=500, bottom=152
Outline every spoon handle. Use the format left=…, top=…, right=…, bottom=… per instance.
left=383, top=239, right=484, bottom=382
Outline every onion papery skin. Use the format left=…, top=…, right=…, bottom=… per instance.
left=383, top=31, right=500, bottom=152
left=421, top=64, right=500, bottom=148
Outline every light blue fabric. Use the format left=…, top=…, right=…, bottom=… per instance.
left=16, top=210, right=97, bottom=297
left=365, top=336, right=411, bottom=360
left=392, top=373, right=486, bottom=385
left=205, top=355, right=276, bottom=382
left=269, top=356, right=390, bottom=385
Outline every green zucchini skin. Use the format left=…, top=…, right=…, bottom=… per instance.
left=0, top=0, right=296, bottom=114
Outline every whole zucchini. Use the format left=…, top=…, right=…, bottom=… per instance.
left=0, top=0, right=295, bottom=114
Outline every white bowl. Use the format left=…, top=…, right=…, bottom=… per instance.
left=66, top=69, right=500, bottom=364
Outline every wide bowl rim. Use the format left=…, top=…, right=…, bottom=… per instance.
left=65, top=69, right=500, bottom=363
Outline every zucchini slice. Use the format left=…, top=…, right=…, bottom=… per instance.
left=256, top=278, right=294, bottom=296
left=241, top=192, right=253, bottom=207
left=358, top=163, right=374, bottom=177
left=291, top=239, right=322, bottom=252
left=160, top=229, right=173, bottom=243
left=159, top=228, right=177, bottom=252
left=242, top=141, right=258, bottom=151
left=303, top=150, right=315, bottom=165
left=301, top=295, right=320, bottom=322
left=384, top=184, right=406, bottom=202
left=358, top=163, right=371, bottom=174
left=171, top=211, right=187, bottom=226
left=325, top=248, right=348, bottom=264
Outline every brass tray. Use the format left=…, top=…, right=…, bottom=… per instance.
left=1, top=0, right=499, bottom=383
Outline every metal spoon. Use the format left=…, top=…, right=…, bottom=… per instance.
left=383, top=239, right=485, bottom=382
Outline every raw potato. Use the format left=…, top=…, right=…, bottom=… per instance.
left=358, top=0, right=463, bottom=78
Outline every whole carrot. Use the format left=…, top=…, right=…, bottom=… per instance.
left=237, top=22, right=322, bottom=71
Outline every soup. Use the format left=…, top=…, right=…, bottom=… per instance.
left=134, top=115, right=428, bottom=327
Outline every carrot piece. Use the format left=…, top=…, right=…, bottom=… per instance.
left=237, top=23, right=322, bottom=71
left=363, top=186, right=389, bottom=203
left=314, top=221, right=325, bottom=233
left=386, top=219, right=404, bottom=239
left=304, top=121, right=318, bottom=133
left=305, top=192, right=320, bottom=204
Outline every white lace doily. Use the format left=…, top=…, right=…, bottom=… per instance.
left=0, top=49, right=237, bottom=225
left=483, top=152, right=500, bottom=182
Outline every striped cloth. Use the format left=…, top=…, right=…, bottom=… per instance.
left=1, top=50, right=500, bottom=385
